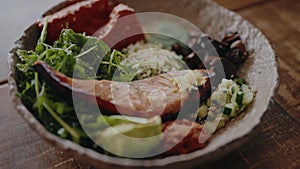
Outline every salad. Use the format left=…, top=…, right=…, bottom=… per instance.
left=15, top=0, right=255, bottom=158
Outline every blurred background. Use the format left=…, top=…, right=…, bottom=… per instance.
left=0, top=0, right=64, bottom=81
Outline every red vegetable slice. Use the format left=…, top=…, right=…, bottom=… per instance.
left=37, top=0, right=113, bottom=44
left=94, top=3, right=146, bottom=50
left=162, top=119, right=207, bottom=155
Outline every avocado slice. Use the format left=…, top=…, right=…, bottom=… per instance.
left=97, top=116, right=162, bottom=157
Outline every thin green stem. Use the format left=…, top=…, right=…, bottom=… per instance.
left=34, top=72, right=42, bottom=117
left=101, top=61, right=129, bottom=74
left=108, top=50, right=116, bottom=75
left=56, top=52, right=68, bottom=72
left=39, top=17, right=48, bottom=44
left=34, top=72, right=39, bottom=99
left=43, top=102, right=80, bottom=142
left=75, top=46, right=97, bottom=58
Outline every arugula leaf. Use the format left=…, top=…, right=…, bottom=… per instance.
left=15, top=19, right=163, bottom=152
left=15, top=20, right=115, bottom=143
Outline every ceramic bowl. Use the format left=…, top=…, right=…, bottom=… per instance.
left=8, top=0, right=278, bottom=168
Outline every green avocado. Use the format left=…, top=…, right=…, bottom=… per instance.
left=97, top=116, right=162, bottom=157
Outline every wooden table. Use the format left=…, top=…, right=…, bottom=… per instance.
left=1, top=0, right=299, bottom=168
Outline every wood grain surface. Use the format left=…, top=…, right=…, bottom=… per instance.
left=215, top=0, right=269, bottom=10
left=0, top=85, right=90, bottom=169
left=1, top=0, right=299, bottom=168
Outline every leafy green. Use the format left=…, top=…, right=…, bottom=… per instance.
left=15, top=20, right=163, bottom=154
left=15, top=20, right=121, bottom=143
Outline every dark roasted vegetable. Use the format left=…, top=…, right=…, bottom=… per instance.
left=221, top=32, right=248, bottom=64
left=171, top=32, right=248, bottom=80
